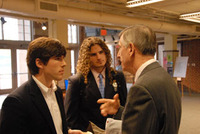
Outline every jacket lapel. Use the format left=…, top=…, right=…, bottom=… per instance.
left=29, top=78, right=57, bottom=134
left=87, top=72, right=102, bottom=98
left=105, top=70, right=115, bottom=98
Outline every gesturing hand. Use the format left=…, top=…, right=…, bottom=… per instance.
left=97, top=94, right=120, bottom=116
left=68, top=129, right=92, bottom=134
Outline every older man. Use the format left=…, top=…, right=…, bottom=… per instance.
left=98, top=25, right=182, bottom=134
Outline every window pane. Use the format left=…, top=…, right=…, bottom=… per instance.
left=18, top=32, right=24, bottom=40
left=17, top=49, right=28, bottom=87
left=25, top=26, right=30, bottom=33
left=18, top=20, right=23, bottom=25
left=18, top=24, right=24, bottom=40
left=25, top=33, right=31, bottom=41
left=68, top=24, right=72, bottom=43
left=24, top=20, right=30, bottom=25
left=2, top=17, right=31, bottom=41
left=68, top=24, right=77, bottom=44
left=0, top=49, right=12, bottom=89
left=0, top=22, right=2, bottom=40
left=72, top=25, right=77, bottom=43
left=24, top=20, right=31, bottom=41
left=71, top=50, right=75, bottom=75
left=3, top=17, right=19, bottom=40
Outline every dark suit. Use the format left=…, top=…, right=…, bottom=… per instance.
left=64, top=70, right=127, bottom=131
left=115, top=62, right=181, bottom=134
left=0, top=78, right=67, bottom=134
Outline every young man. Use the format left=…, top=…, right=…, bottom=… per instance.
left=98, top=25, right=182, bottom=134
left=0, top=37, right=68, bottom=134
left=64, top=37, right=127, bottom=133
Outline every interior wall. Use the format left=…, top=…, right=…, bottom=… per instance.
left=1, top=0, right=200, bottom=35
left=181, top=39, right=200, bottom=93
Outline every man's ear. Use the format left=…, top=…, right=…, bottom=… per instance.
left=128, top=43, right=135, bottom=56
left=35, top=58, right=43, bottom=69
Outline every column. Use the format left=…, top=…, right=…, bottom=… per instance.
left=48, top=19, right=71, bottom=89
left=163, top=34, right=179, bottom=77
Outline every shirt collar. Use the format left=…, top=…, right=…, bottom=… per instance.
left=32, top=75, right=57, bottom=93
left=91, top=68, right=106, bottom=79
left=134, top=59, right=157, bottom=82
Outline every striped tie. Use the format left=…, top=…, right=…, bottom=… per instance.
left=98, top=74, right=104, bottom=98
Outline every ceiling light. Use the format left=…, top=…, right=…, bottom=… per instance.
left=180, top=12, right=200, bottom=23
left=41, top=23, right=47, bottom=30
left=126, top=0, right=164, bottom=8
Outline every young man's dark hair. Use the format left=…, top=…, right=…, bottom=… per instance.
left=27, top=37, right=66, bottom=75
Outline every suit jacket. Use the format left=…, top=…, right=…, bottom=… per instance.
left=64, top=70, right=127, bottom=131
left=115, top=62, right=181, bottom=134
left=0, top=78, right=67, bottom=134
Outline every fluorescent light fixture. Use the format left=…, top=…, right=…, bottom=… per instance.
left=126, top=0, right=164, bottom=8
left=180, top=12, right=200, bottom=23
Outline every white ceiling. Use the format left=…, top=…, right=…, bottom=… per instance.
left=1, top=0, right=200, bottom=37
left=55, top=0, right=200, bottom=25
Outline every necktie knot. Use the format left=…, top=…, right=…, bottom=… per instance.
left=99, top=73, right=103, bottom=79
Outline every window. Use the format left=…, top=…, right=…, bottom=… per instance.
left=68, top=24, right=78, bottom=44
left=68, top=24, right=79, bottom=75
left=0, top=17, right=31, bottom=41
left=0, top=46, right=28, bottom=91
left=0, top=45, right=28, bottom=109
left=71, top=50, right=75, bottom=75
left=3, top=18, right=19, bottom=40
left=0, top=49, right=12, bottom=89
left=0, top=16, right=31, bottom=108
left=17, top=49, right=28, bottom=87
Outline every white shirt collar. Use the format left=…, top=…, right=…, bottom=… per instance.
left=91, top=68, right=106, bottom=79
left=32, top=75, right=57, bottom=93
left=134, top=59, right=157, bottom=82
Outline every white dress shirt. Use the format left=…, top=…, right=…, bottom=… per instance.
left=91, top=68, right=106, bottom=88
left=32, top=75, right=63, bottom=134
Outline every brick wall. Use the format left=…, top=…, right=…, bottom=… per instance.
left=181, top=39, right=200, bottom=93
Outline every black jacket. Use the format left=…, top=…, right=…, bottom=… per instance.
left=0, top=78, right=68, bottom=134
left=64, top=70, right=127, bottom=131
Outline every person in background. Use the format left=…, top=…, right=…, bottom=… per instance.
left=64, top=37, right=127, bottom=133
left=0, top=37, right=68, bottom=134
left=98, top=25, right=182, bottom=134
left=115, top=58, right=122, bottom=71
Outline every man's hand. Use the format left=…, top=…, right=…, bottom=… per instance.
left=97, top=94, right=120, bottom=116
left=68, top=129, right=92, bottom=134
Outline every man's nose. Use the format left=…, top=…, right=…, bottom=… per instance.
left=62, top=59, right=66, bottom=67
